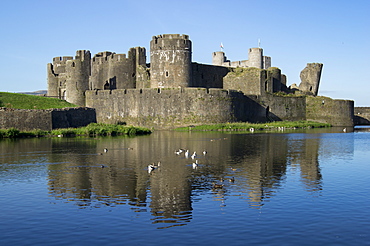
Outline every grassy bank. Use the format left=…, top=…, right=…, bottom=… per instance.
left=0, top=92, right=76, bottom=109
left=0, top=123, right=151, bottom=138
left=175, top=121, right=331, bottom=132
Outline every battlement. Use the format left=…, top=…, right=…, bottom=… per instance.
left=89, top=87, right=236, bottom=97
left=150, top=34, right=192, bottom=51
left=92, top=52, right=129, bottom=64
left=52, top=56, right=73, bottom=63
left=75, top=50, right=91, bottom=61
left=152, top=34, right=189, bottom=40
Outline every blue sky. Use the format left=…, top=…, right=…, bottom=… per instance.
left=1, top=0, right=369, bottom=106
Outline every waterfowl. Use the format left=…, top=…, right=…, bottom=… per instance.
left=185, top=150, right=190, bottom=158
left=175, top=149, right=183, bottom=155
left=212, top=183, right=224, bottom=189
left=148, top=164, right=156, bottom=173
left=343, top=128, right=347, bottom=132
left=191, top=151, right=197, bottom=159
left=153, top=161, right=161, bottom=168
left=229, top=177, right=235, bottom=183
left=192, top=160, right=198, bottom=169
left=101, top=165, right=105, bottom=168
left=104, top=148, right=108, bottom=153
left=202, top=150, right=207, bottom=155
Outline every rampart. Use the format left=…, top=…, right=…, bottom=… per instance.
left=306, top=96, right=354, bottom=126
left=255, top=94, right=307, bottom=122
left=85, top=88, right=267, bottom=128
left=0, top=107, right=96, bottom=131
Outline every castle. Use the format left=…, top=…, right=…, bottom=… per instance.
left=47, top=34, right=354, bottom=128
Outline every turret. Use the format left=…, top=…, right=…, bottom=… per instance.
left=248, top=48, right=263, bottom=69
left=65, top=50, right=91, bottom=106
left=150, top=34, right=192, bottom=88
left=212, top=51, right=227, bottom=66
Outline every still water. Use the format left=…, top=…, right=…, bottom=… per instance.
left=0, top=127, right=369, bottom=245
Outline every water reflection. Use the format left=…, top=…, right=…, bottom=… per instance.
left=0, top=130, right=354, bottom=229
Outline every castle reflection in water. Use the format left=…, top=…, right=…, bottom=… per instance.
left=8, top=129, right=349, bottom=228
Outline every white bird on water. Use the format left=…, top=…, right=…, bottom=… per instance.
left=104, top=148, right=108, bottom=153
left=192, top=160, right=199, bottom=169
left=185, top=150, right=190, bottom=158
left=202, top=150, right=207, bottom=155
left=148, top=162, right=161, bottom=173
left=191, top=151, right=197, bottom=159
left=175, top=149, right=183, bottom=155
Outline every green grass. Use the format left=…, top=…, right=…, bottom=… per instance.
left=0, top=92, right=76, bottom=109
left=0, top=123, right=152, bottom=138
left=175, top=121, right=331, bottom=132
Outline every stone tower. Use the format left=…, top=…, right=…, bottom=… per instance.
left=65, top=50, right=91, bottom=106
left=212, top=51, right=226, bottom=66
left=150, top=34, right=192, bottom=88
left=47, top=56, right=73, bottom=100
left=248, top=48, right=263, bottom=69
left=90, top=47, right=146, bottom=90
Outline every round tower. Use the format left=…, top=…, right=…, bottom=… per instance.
left=248, top=48, right=263, bottom=69
left=212, top=51, right=226, bottom=66
left=65, top=50, right=91, bottom=106
left=150, top=34, right=192, bottom=88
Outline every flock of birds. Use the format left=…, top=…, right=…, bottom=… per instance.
left=98, top=146, right=234, bottom=189
left=147, top=148, right=235, bottom=189
left=147, top=148, right=206, bottom=173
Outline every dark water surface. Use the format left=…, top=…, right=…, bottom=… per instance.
left=0, top=127, right=369, bottom=245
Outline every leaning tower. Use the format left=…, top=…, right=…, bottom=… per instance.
left=150, top=34, right=192, bottom=88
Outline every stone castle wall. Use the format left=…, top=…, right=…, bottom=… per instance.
left=0, top=108, right=96, bottom=131
left=191, top=63, right=229, bottom=88
left=257, top=94, right=307, bottom=122
left=85, top=88, right=267, bottom=128
left=306, top=96, right=354, bottom=126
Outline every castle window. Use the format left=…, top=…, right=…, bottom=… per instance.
left=72, top=62, right=75, bottom=67
left=166, top=71, right=169, bottom=77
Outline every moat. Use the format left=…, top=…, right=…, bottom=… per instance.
left=0, top=128, right=369, bottom=245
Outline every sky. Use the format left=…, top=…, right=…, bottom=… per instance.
left=0, top=0, right=369, bottom=106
